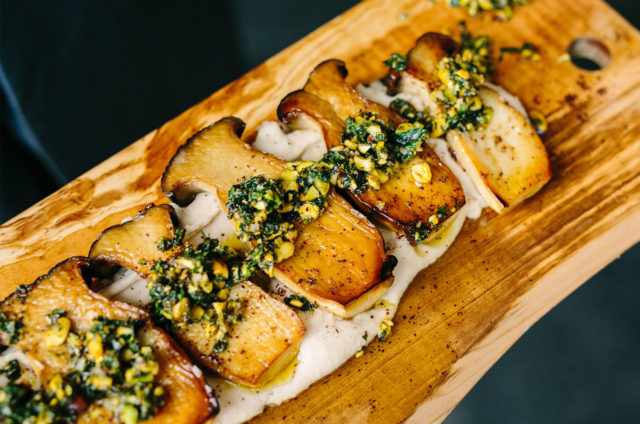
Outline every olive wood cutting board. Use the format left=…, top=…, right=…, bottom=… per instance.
left=1, top=0, right=639, bottom=422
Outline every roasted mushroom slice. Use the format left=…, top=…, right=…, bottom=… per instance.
left=445, top=89, right=552, bottom=211
left=174, top=281, right=303, bottom=387
left=0, top=257, right=214, bottom=424
left=278, top=59, right=465, bottom=243
left=404, top=33, right=552, bottom=212
left=302, top=59, right=401, bottom=124
left=404, top=32, right=458, bottom=110
left=89, top=204, right=183, bottom=278
left=88, top=204, right=305, bottom=388
left=162, top=117, right=394, bottom=318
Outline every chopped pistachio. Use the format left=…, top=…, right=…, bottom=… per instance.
left=44, top=316, right=71, bottom=347
left=412, top=162, right=432, bottom=184
left=529, top=110, right=548, bottom=134
left=0, top=315, right=164, bottom=423
left=378, top=318, right=395, bottom=342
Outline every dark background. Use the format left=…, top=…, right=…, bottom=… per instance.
left=1, top=1, right=638, bottom=422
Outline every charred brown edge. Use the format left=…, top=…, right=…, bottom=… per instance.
left=380, top=255, right=398, bottom=281
left=309, top=58, right=349, bottom=80
left=0, top=257, right=91, bottom=307
left=88, top=204, right=182, bottom=280
left=401, top=32, right=460, bottom=94
left=406, top=33, right=460, bottom=77
left=494, top=192, right=509, bottom=208
left=276, top=89, right=308, bottom=124
left=277, top=59, right=349, bottom=123
left=385, top=34, right=458, bottom=95
left=412, top=32, right=459, bottom=57
left=161, top=116, right=247, bottom=206
left=382, top=70, right=401, bottom=96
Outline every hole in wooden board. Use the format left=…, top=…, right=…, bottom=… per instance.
left=568, top=37, right=611, bottom=71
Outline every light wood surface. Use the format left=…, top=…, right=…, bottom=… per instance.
left=1, top=0, right=639, bottom=423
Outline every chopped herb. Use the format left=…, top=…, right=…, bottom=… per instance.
left=393, top=123, right=429, bottom=163
left=390, top=99, right=431, bottom=126
left=226, top=111, right=432, bottom=271
left=0, top=383, right=77, bottom=424
left=411, top=221, right=432, bottom=245
left=377, top=318, right=394, bottom=342
left=156, top=227, right=186, bottom=251
left=382, top=53, right=407, bottom=95
left=0, top=313, right=164, bottom=424
left=213, top=337, right=229, bottom=354
left=362, top=331, right=369, bottom=341
left=459, top=22, right=494, bottom=76
left=227, top=174, right=302, bottom=277
left=47, top=309, right=67, bottom=324
left=335, top=112, right=430, bottom=188
left=0, top=359, right=20, bottom=381
left=0, top=312, right=24, bottom=344
left=285, top=295, right=316, bottom=312
left=147, top=237, right=244, bottom=351
left=383, top=53, right=407, bottom=72
left=384, top=23, right=495, bottom=138
left=431, top=23, right=494, bottom=134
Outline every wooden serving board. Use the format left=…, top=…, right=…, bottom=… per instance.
left=1, top=0, right=639, bottom=422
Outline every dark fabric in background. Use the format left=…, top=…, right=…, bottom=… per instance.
left=0, top=1, right=638, bottom=421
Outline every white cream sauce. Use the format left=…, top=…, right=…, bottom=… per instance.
left=252, top=121, right=327, bottom=162
left=91, top=80, right=527, bottom=424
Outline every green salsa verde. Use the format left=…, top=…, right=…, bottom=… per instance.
left=148, top=237, right=245, bottom=354
left=0, top=312, right=163, bottom=424
left=447, top=0, right=529, bottom=20
left=225, top=25, right=498, bottom=277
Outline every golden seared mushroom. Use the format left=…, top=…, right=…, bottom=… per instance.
left=89, top=204, right=184, bottom=278
left=0, top=257, right=214, bottom=424
left=88, top=204, right=306, bottom=388
left=302, top=59, right=401, bottom=123
left=278, top=59, right=465, bottom=244
left=405, top=32, right=459, bottom=105
left=162, top=117, right=395, bottom=318
left=404, top=33, right=552, bottom=212
left=174, top=281, right=304, bottom=387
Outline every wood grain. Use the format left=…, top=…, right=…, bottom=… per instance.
left=1, top=0, right=639, bottom=423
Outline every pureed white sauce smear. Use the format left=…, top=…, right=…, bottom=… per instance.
left=101, top=81, right=527, bottom=424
